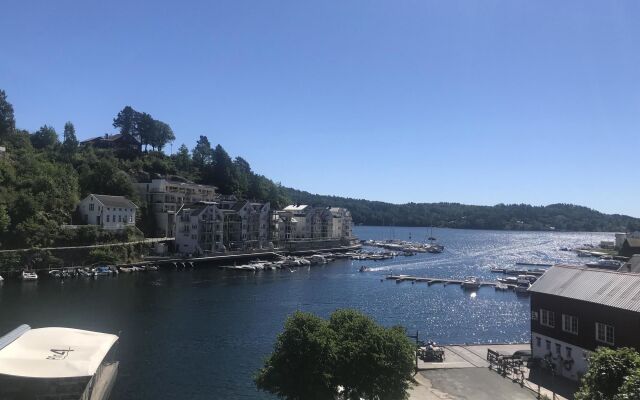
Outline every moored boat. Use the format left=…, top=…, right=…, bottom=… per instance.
left=21, top=270, right=38, bottom=281
left=461, top=276, right=480, bottom=290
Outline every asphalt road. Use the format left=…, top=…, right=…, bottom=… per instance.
left=414, top=368, right=538, bottom=400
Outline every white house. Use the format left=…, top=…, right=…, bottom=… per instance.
left=77, top=194, right=138, bottom=231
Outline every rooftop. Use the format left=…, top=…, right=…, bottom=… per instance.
left=529, top=264, right=640, bottom=313
left=283, top=204, right=309, bottom=211
left=92, top=194, right=138, bottom=209
left=0, top=325, right=118, bottom=378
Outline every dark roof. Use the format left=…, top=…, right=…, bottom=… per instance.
left=529, top=265, right=640, bottom=313
left=80, top=133, right=140, bottom=145
left=620, top=255, right=640, bottom=273
left=92, top=195, right=138, bottom=209
left=232, top=201, right=249, bottom=211
left=624, top=238, right=640, bottom=248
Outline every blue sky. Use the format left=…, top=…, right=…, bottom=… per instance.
left=2, top=1, right=639, bottom=216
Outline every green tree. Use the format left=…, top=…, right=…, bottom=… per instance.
left=151, top=120, right=175, bottom=151
left=0, top=205, right=9, bottom=234
left=329, top=309, right=415, bottom=400
left=62, top=121, right=79, bottom=153
left=255, top=311, right=338, bottom=400
left=174, top=144, right=192, bottom=172
left=211, top=144, right=238, bottom=194
left=615, top=369, right=640, bottom=400
left=256, top=309, right=415, bottom=400
left=576, top=347, right=640, bottom=400
left=192, top=135, right=213, bottom=168
left=30, top=125, right=59, bottom=149
left=112, top=106, right=140, bottom=136
left=0, top=89, right=15, bottom=142
left=137, top=112, right=155, bottom=151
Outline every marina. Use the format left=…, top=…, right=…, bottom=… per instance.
left=0, top=227, right=614, bottom=400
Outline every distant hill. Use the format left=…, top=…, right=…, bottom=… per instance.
left=284, top=188, right=640, bottom=232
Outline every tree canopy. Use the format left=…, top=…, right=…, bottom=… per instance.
left=0, top=89, right=15, bottom=142
left=575, top=347, right=640, bottom=400
left=255, top=309, right=415, bottom=400
left=285, top=188, right=640, bottom=232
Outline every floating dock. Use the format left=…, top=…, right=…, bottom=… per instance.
left=385, top=275, right=501, bottom=287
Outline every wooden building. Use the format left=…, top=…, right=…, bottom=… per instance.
left=81, top=133, right=141, bottom=154
left=619, top=238, right=640, bottom=257
left=529, top=265, right=640, bottom=381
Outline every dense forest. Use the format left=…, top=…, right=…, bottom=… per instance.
left=0, top=88, right=638, bottom=251
left=285, top=188, right=640, bottom=232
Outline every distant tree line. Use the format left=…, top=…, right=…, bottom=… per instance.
left=284, top=189, right=640, bottom=232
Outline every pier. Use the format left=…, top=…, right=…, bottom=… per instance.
left=385, top=274, right=502, bottom=287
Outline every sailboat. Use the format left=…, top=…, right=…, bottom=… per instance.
left=427, top=226, right=436, bottom=242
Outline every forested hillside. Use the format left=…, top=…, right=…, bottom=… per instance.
left=0, top=90, right=288, bottom=249
left=284, top=189, right=640, bottom=232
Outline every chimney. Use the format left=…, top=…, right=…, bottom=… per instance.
left=104, top=133, right=109, bottom=139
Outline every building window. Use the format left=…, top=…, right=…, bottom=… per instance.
left=89, top=203, right=94, bottom=211
left=545, top=340, right=551, bottom=351
left=112, top=215, right=115, bottom=222
left=540, top=309, right=555, bottom=328
left=118, top=215, right=122, bottom=222
left=596, top=322, right=615, bottom=345
left=566, top=347, right=572, bottom=358
left=562, top=314, right=578, bottom=335
left=129, top=215, right=133, bottom=223
left=536, top=337, right=541, bottom=347
left=106, top=215, right=110, bottom=222
left=555, top=343, right=561, bottom=355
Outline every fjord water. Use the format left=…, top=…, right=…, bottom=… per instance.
left=0, top=227, right=610, bottom=399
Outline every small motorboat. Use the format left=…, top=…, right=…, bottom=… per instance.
left=461, top=276, right=480, bottom=290
left=359, top=266, right=371, bottom=273
left=146, top=265, right=159, bottom=271
left=93, top=266, right=112, bottom=276
left=22, top=270, right=38, bottom=281
left=495, top=282, right=509, bottom=291
left=428, top=245, right=444, bottom=254
left=77, top=268, right=93, bottom=277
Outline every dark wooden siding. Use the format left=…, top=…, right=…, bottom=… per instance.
left=531, top=292, right=640, bottom=351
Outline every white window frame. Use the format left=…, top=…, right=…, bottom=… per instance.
left=540, top=309, right=555, bottom=328
left=562, top=314, right=578, bottom=335
left=595, top=322, right=615, bottom=345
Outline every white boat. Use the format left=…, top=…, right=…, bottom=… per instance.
left=461, top=276, right=480, bottom=289
left=21, top=270, right=38, bottom=281
left=494, top=282, right=508, bottom=290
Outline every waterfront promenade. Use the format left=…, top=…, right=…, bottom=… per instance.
left=410, top=344, right=576, bottom=400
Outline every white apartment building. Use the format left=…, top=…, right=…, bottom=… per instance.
left=135, top=179, right=217, bottom=237
left=77, top=194, right=138, bottom=231
left=279, top=205, right=353, bottom=241
left=175, top=200, right=271, bottom=255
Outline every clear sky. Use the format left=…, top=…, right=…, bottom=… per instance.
left=1, top=1, right=639, bottom=216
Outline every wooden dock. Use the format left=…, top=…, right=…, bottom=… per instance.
left=385, top=274, right=502, bottom=287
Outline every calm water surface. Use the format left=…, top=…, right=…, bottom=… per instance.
left=0, top=227, right=610, bottom=399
